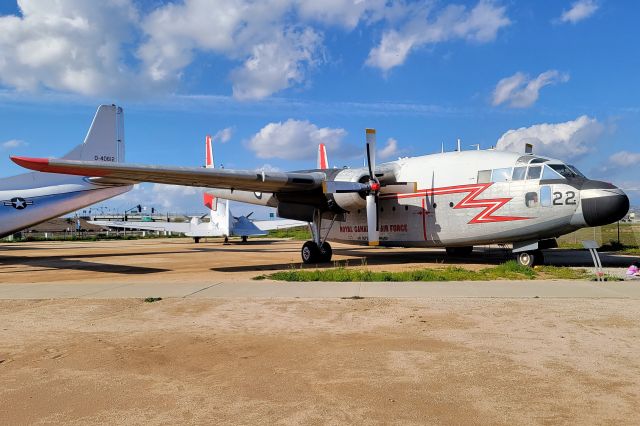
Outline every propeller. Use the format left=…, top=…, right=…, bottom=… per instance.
left=365, top=128, right=380, bottom=246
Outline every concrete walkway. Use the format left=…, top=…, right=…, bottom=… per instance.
left=1, top=279, right=639, bottom=299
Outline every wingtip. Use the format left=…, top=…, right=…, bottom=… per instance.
left=11, top=156, right=49, bottom=170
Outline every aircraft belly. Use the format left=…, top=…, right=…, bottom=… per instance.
left=0, top=185, right=131, bottom=238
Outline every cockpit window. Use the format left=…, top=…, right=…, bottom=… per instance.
left=512, top=166, right=527, bottom=181
left=541, top=165, right=564, bottom=180
left=492, top=168, right=512, bottom=183
left=526, top=166, right=542, bottom=180
left=549, top=164, right=581, bottom=178
left=567, top=165, right=586, bottom=178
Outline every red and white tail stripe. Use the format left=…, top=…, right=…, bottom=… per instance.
left=317, top=143, right=328, bottom=169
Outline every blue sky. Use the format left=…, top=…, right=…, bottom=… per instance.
left=0, top=0, right=638, bottom=216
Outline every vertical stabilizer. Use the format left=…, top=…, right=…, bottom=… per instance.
left=203, top=134, right=217, bottom=212
left=203, top=135, right=231, bottom=236
left=62, top=105, right=124, bottom=162
left=317, top=143, right=328, bottom=169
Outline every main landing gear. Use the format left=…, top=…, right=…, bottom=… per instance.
left=515, top=250, right=544, bottom=267
left=301, top=210, right=337, bottom=264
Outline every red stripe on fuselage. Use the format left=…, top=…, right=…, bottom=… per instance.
left=381, top=182, right=529, bottom=224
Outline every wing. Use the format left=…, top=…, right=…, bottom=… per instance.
left=12, top=157, right=324, bottom=193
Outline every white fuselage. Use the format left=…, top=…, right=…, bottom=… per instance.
left=323, top=150, right=619, bottom=247
left=0, top=172, right=131, bottom=238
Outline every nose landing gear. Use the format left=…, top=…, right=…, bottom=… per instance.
left=515, top=250, right=544, bottom=267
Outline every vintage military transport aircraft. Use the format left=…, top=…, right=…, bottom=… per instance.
left=1, top=105, right=131, bottom=239
left=12, top=119, right=629, bottom=266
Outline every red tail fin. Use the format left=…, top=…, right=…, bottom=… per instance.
left=317, top=143, right=328, bottom=169
left=204, top=193, right=216, bottom=211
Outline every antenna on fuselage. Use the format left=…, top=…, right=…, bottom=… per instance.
left=456, top=138, right=461, bottom=152
left=441, top=142, right=444, bottom=153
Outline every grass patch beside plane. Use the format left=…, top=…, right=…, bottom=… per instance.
left=256, top=260, right=592, bottom=282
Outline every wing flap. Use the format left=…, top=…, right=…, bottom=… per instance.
left=12, top=157, right=324, bottom=193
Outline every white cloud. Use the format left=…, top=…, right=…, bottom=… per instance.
left=559, top=0, right=599, bottom=24
left=366, top=0, right=510, bottom=72
left=230, top=28, right=323, bottom=100
left=1, top=139, right=27, bottom=150
left=248, top=119, right=346, bottom=160
left=609, top=151, right=640, bottom=168
left=0, top=0, right=510, bottom=100
left=378, top=137, right=399, bottom=160
left=0, top=0, right=141, bottom=96
left=212, top=127, right=234, bottom=144
left=496, top=115, right=604, bottom=159
left=492, top=70, right=569, bottom=108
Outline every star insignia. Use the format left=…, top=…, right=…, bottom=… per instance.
left=3, top=197, right=34, bottom=210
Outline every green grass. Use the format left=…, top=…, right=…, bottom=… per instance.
left=257, top=260, right=592, bottom=282
left=260, top=226, right=311, bottom=240
left=535, top=265, right=591, bottom=279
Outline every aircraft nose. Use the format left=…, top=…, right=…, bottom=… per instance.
left=581, top=180, right=629, bottom=227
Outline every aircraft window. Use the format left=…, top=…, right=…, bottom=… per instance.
left=540, top=186, right=552, bottom=207
left=541, top=165, right=564, bottom=180
left=477, top=170, right=491, bottom=184
left=550, top=164, right=586, bottom=179
left=526, top=166, right=542, bottom=180
left=567, top=164, right=586, bottom=178
left=512, top=166, right=527, bottom=181
left=525, top=192, right=539, bottom=208
left=492, top=168, right=512, bottom=183
left=529, top=158, right=547, bottom=164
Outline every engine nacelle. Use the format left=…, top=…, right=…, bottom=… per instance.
left=326, top=168, right=369, bottom=212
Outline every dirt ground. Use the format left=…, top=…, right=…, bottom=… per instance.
left=0, top=297, right=639, bottom=425
left=1, top=238, right=635, bottom=285
left=0, top=238, right=513, bottom=284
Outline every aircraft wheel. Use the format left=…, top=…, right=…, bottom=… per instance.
left=194, top=237, right=200, bottom=244
left=516, top=251, right=542, bottom=267
left=318, top=242, right=333, bottom=263
left=241, top=235, right=248, bottom=243
left=301, top=241, right=320, bottom=264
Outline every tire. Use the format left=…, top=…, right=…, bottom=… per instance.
left=318, top=242, right=333, bottom=263
left=516, top=251, right=541, bottom=267
left=193, top=237, right=200, bottom=243
left=241, top=236, right=248, bottom=243
left=301, top=241, right=320, bottom=264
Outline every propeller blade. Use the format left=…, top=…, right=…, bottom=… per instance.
left=366, top=128, right=376, bottom=180
left=322, top=181, right=369, bottom=193
left=366, top=194, right=379, bottom=246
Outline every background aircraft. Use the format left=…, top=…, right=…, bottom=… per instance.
left=0, top=105, right=131, bottom=239
left=12, top=114, right=629, bottom=267
left=90, top=135, right=303, bottom=242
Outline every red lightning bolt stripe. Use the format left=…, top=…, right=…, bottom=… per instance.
left=380, top=183, right=530, bottom=224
